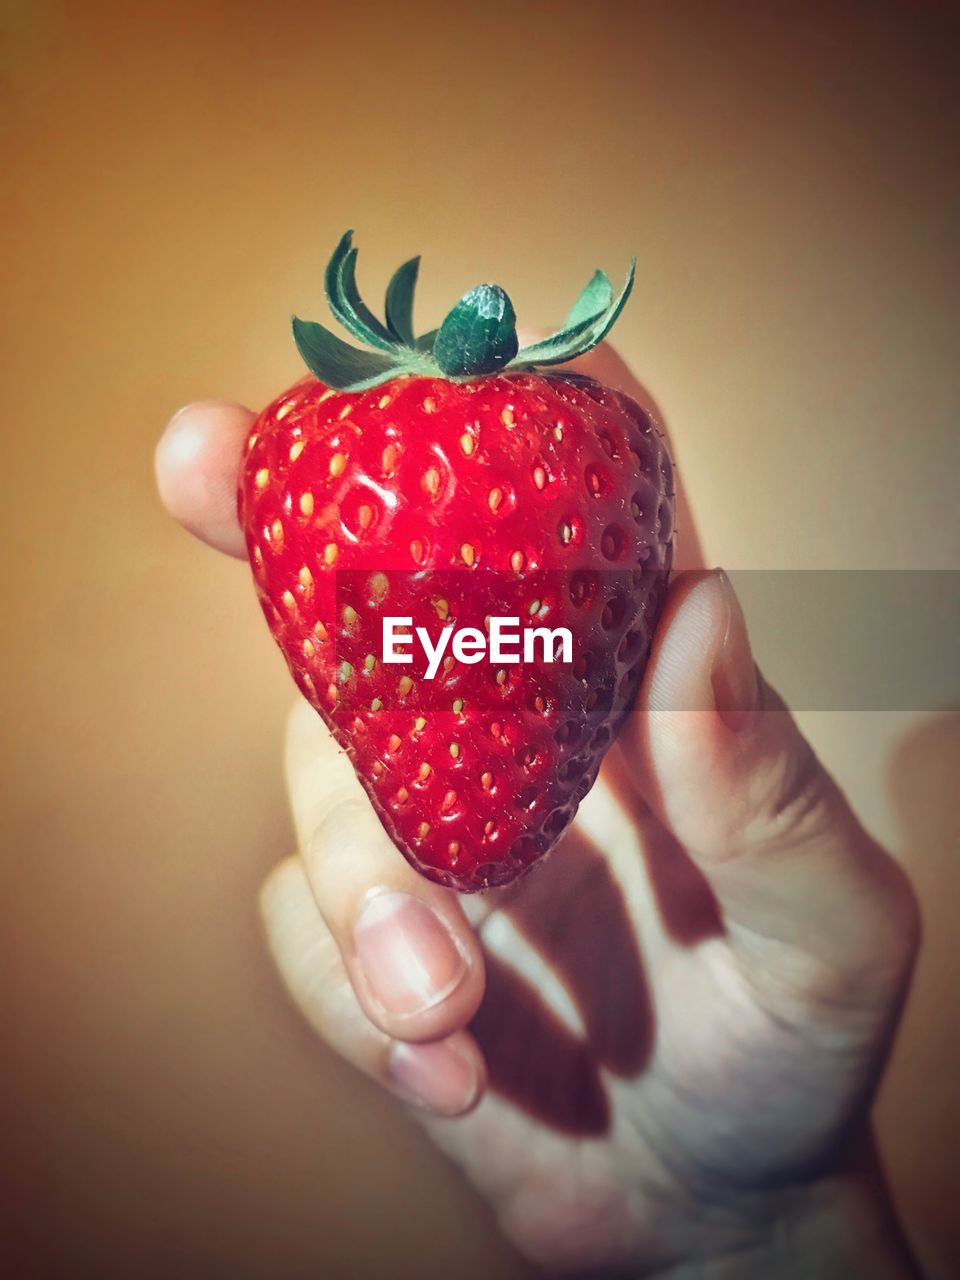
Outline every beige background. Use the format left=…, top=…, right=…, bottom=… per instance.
left=1, top=1, right=958, bottom=1276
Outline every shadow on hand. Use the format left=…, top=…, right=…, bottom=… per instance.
left=602, top=743, right=723, bottom=947
left=469, top=751, right=724, bottom=1136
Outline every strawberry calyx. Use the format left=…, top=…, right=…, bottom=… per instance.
left=292, top=231, right=636, bottom=391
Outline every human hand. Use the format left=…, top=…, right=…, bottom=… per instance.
left=156, top=346, right=921, bottom=1278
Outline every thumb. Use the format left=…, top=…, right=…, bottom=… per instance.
left=626, top=571, right=919, bottom=995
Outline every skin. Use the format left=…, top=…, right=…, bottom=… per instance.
left=156, top=343, right=922, bottom=1278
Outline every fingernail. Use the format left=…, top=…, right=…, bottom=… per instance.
left=712, top=570, right=760, bottom=733
left=388, top=1039, right=479, bottom=1115
left=354, top=892, right=467, bottom=1018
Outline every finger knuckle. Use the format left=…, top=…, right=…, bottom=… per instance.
left=258, top=856, right=302, bottom=921
left=872, top=854, right=923, bottom=974
left=744, top=735, right=840, bottom=855
left=811, top=854, right=920, bottom=1011
left=306, top=796, right=371, bottom=864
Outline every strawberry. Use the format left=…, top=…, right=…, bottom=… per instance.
left=239, top=233, right=673, bottom=891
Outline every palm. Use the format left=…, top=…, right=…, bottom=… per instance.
left=416, top=741, right=890, bottom=1275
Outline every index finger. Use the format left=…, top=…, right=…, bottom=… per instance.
left=155, top=399, right=254, bottom=557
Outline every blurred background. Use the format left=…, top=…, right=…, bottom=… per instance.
left=1, top=1, right=958, bottom=1275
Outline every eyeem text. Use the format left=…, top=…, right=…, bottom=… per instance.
left=382, top=616, right=573, bottom=681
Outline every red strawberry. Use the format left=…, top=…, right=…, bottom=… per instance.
left=239, top=233, right=673, bottom=891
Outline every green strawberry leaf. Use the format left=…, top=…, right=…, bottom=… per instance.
left=433, top=285, right=519, bottom=377
left=510, top=259, right=635, bottom=368
left=324, top=232, right=397, bottom=352
left=341, top=247, right=398, bottom=348
left=297, top=233, right=637, bottom=385
left=565, top=268, right=613, bottom=328
left=505, top=269, right=614, bottom=368
left=506, top=311, right=601, bottom=366
left=385, top=256, right=420, bottom=345
left=292, top=316, right=404, bottom=389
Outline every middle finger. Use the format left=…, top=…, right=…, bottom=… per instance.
left=285, top=700, right=486, bottom=1044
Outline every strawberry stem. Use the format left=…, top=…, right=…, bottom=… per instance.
left=433, top=284, right=518, bottom=376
